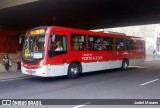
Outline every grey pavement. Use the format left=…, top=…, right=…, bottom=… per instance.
left=146, top=55, right=160, bottom=61
left=0, top=70, right=30, bottom=82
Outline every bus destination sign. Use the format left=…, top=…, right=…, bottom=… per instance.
left=30, top=29, right=45, bottom=35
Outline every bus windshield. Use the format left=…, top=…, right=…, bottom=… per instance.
left=22, top=33, right=46, bottom=64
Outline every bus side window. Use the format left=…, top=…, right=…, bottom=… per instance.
left=116, top=38, right=125, bottom=50
left=125, top=39, right=130, bottom=50
left=50, top=35, right=67, bottom=51
left=88, top=36, right=102, bottom=50
left=48, top=34, right=67, bottom=57
left=141, top=40, right=145, bottom=51
left=103, top=37, right=114, bottom=50
left=71, top=34, right=86, bottom=50
left=134, top=40, right=144, bottom=51
left=130, top=39, right=135, bottom=50
left=125, top=39, right=137, bottom=50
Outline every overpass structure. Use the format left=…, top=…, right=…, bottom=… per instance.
left=1, top=0, right=160, bottom=29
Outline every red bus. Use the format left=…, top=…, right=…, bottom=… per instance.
left=21, top=26, right=145, bottom=78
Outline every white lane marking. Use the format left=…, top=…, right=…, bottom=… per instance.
left=129, top=66, right=147, bottom=69
left=140, top=79, right=159, bottom=86
left=72, top=102, right=91, bottom=108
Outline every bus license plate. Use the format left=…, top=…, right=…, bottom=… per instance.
left=26, top=70, right=33, bottom=74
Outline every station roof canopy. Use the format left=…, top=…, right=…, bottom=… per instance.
left=1, top=0, right=160, bottom=29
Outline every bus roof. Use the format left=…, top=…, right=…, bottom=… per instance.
left=31, top=26, right=143, bottom=40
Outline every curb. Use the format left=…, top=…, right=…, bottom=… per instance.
left=0, top=76, right=37, bottom=82
left=146, top=59, right=160, bottom=62
left=0, top=76, right=33, bottom=82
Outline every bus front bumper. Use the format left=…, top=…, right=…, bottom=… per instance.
left=21, top=66, right=48, bottom=77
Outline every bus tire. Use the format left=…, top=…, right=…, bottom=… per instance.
left=67, top=63, right=81, bottom=79
left=121, top=59, right=128, bottom=70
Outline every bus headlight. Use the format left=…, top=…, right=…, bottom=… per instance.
left=21, top=62, right=23, bottom=66
left=39, top=60, right=44, bottom=68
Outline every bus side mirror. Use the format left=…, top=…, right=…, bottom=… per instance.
left=19, top=38, right=22, bottom=44
left=19, top=34, right=25, bottom=44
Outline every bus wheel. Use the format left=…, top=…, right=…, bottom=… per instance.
left=67, top=63, right=81, bottom=79
left=121, top=59, right=128, bottom=70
